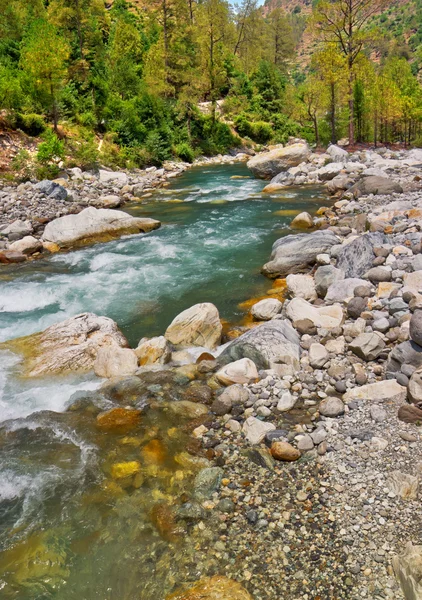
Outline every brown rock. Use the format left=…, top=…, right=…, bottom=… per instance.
left=0, top=250, right=26, bottom=263
left=270, top=441, right=301, bottom=461
left=96, top=407, right=142, bottom=433
left=398, top=403, right=422, bottom=424
left=166, top=575, right=253, bottom=600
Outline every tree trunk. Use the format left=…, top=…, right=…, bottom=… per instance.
left=51, top=80, right=58, bottom=133
left=348, top=57, right=354, bottom=145
left=313, top=115, right=319, bottom=148
left=330, top=82, right=336, bottom=144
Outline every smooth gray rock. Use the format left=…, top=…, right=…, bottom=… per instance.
left=262, top=230, right=339, bottom=278
left=349, top=332, right=386, bottom=361
left=408, top=369, right=422, bottom=404
left=347, top=296, right=367, bottom=318
left=314, top=265, right=345, bottom=298
left=247, top=143, right=311, bottom=179
left=410, top=310, right=422, bottom=346
left=366, top=266, right=392, bottom=283
left=387, top=340, right=422, bottom=374
left=349, top=176, right=403, bottom=197
left=218, top=320, right=300, bottom=370
left=319, top=396, right=345, bottom=417
left=325, top=278, right=367, bottom=303
left=336, top=233, right=386, bottom=278
left=193, top=467, right=223, bottom=499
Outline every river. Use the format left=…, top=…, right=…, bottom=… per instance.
left=0, top=162, right=329, bottom=599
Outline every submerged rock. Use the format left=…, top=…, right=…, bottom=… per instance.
left=262, top=230, right=338, bottom=278
left=5, top=312, right=128, bottom=377
left=42, top=206, right=160, bottom=248
left=166, top=575, right=253, bottom=600
left=165, top=303, right=222, bottom=350
left=219, top=320, right=300, bottom=370
left=247, top=143, right=310, bottom=179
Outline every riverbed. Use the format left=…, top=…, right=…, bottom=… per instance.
left=0, top=163, right=330, bottom=599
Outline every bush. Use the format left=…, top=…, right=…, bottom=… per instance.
left=145, top=131, right=171, bottom=165
left=234, top=114, right=273, bottom=143
left=37, top=131, right=65, bottom=164
left=174, top=142, right=195, bottom=163
left=11, top=149, right=35, bottom=181
left=15, top=113, right=46, bottom=136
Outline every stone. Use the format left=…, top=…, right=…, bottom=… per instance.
left=286, top=274, right=317, bottom=301
left=218, top=384, right=250, bottom=405
left=317, top=162, right=344, bottom=181
left=98, top=169, right=128, bottom=185
left=262, top=230, right=339, bottom=278
left=211, top=393, right=233, bottom=416
left=247, top=143, right=311, bottom=179
left=387, top=341, right=422, bottom=374
left=392, top=542, right=422, bottom=600
left=193, top=468, right=223, bottom=500
left=366, top=266, right=392, bottom=283
left=42, top=207, right=160, bottom=248
left=1, top=219, right=32, bottom=238
left=325, top=278, right=368, bottom=303
left=276, top=391, right=297, bottom=412
left=398, top=403, right=422, bottom=424
left=327, top=144, right=348, bottom=162
left=348, top=332, right=385, bottom=361
left=314, top=265, right=345, bottom=298
left=165, top=303, right=222, bottom=349
left=344, top=380, right=407, bottom=403
left=166, top=575, right=253, bottom=600
left=372, top=317, right=390, bottom=333
left=319, top=396, right=345, bottom=417
left=8, top=235, right=43, bottom=255
left=3, top=312, right=128, bottom=377
left=370, top=405, right=387, bottom=422
left=293, top=318, right=317, bottom=335
left=347, top=296, right=367, bottom=318
left=242, top=416, right=276, bottom=445
left=349, top=175, right=403, bottom=197
left=251, top=298, right=282, bottom=321
left=336, top=233, right=386, bottom=278
left=408, top=369, right=422, bottom=404
left=262, top=182, right=285, bottom=193
left=96, top=407, right=142, bottom=433
left=297, top=434, right=314, bottom=451
left=219, top=320, right=300, bottom=370
left=216, top=358, right=258, bottom=385
left=166, top=401, right=208, bottom=419
left=410, top=310, right=422, bottom=347
left=94, top=344, right=138, bottom=378
left=111, top=461, right=141, bottom=479
left=270, top=441, right=301, bottom=461
left=309, top=343, right=329, bottom=368
left=286, top=297, right=344, bottom=330
left=0, top=250, right=26, bottom=263
left=135, top=336, right=170, bottom=365
left=387, top=471, right=419, bottom=500
left=97, top=195, right=121, bottom=208
left=290, top=212, right=313, bottom=229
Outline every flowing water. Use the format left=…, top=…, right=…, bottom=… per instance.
left=0, top=163, right=329, bottom=599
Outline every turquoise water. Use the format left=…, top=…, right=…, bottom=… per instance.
left=0, top=162, right=329, bottom=600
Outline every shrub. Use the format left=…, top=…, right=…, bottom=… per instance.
left=174, top=142, right=195, bottom=163
left=15, top=113, right=46, bottom=136
left=145, top=131, right=171, bottom=165
left=11, top=149, right=35, bottom=181
left=37, top=131, right=65, bottom=164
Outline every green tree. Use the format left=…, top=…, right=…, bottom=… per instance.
left=20, top=19, right=70, bottom=132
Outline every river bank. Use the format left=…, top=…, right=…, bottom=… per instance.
left=1, top=150, right=422, bottom=599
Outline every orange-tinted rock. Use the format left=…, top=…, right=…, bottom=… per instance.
left=96, top=407, right=141, bottom=433
left=196, top=352, right=215, bottom=363
left=150, top=503, right=183, bottom=543
left=166, top=575, right=253, bottom=600
left=270, top=441, right=301, bottom=462
left=140, top=439, right=167, bottom=465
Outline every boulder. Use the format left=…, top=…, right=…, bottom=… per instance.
left=262, top=230, right=339, bottom=278
left=5, top=312, right=129, bottom=377
left=8, top=236, right=43, bottom=255
left=343, top=380, right=407, bottom=403
left=286, top=274, right=317, bottom=301
left=2, top=219, right=32, bottom=238
left=135, top=336, right=170, bottom=365
left=242, top=416, right=276, bottom=445
left=276, top=391, right=297, bottom=412
left=365, top=266, right=392, bottom=283
left=387, top=341, right=422, bottom=374
left=317, top=162, right=344, bottom=181
left=0, top=250, right=26, bottom=263
left=398, top=403, right=422, bottom=424
left=387, top=471, right=419, bottom=500
left=290, top=212, right=313, bottom=229
left=348, top=332, right=386, bottom=361
left=218, top=320, right=300, bottom=370
left=286, top=297, right=344, bottom=330
left=410, top=310, right=422, bottom=347
left=314, top=265, right=345, bottom=298
left=327, top=144, right=348, bottom=162
left=325, top=278, right=368, bottom=303
left=262, top=182, right=285, bottom=193
left=247, top=143, right=311, bottom=179
left=319, top=397, right=345, bottom=417
left=217, top=384, right=250, bottom=406
left=251, top=298, right=282, bottom=321
left=165, top=303, right=222, bottom=349
left=309, top=343, right=329, bottom=368
left=94, top=344, right=138, bottom=378
left=216, top=358, right=258, bottom=385
left=408, top=369, right=422, bottom=404
left=98, top=169, right=128, bottom=185
left=326, top=175, right=352, bottom=194
left=392, top=542, right=422, bottom=600
left=336, top=233, right=386, bottom=278
left=166, top=575, right=253, bottom=600
left=270, top=441, right=301, bottom=461
left=348, top=175, right=403, bottom=198
left=42, top=207, right=160, bottom=248
left=97, top=195, right=122, bottom=208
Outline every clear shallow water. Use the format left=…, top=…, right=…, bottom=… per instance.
left=0, top=163, right=329, bottom=599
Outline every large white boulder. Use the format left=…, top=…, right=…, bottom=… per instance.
left=99, top=169, right=128, bottom=185
left=216, top=358, right=258, bottom=385
left=251, top=298, right=282, bottom=321
left=6, top=312, right=129, bottom=377
left=343, top=380, right=407, bottom=403
left=135, top=336, right=170, bottom=365
left=165, top=303, right=222, bottom=349
left=286, top=274, right=317, bottom=301
left=8, top=235, right=42, bottom=255
left=42, top=207, right=160, bottom=248
left=94, top=344, right=138, bottom=378
left=247, top=143, right=311, bottom=179
left=286, top=297, right=344, bottom=330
